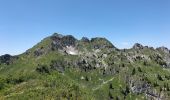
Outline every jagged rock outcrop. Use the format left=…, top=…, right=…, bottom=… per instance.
left=81, top=37, right=90, bottom=43
left=51, top=33, right=77, bottom=50
left=50, top=34, right=118, bottom=56
left=133, top=43, right=144, bottom=49
left=156, top=46, right=170, bottom=54
left=130, top=81, right=151, bottom=94
left=34, top=47, right=44, bottom=57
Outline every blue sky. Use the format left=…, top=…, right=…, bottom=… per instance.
left=0, top=0, right=169, bottom=55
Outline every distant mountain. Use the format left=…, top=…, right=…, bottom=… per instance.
left=0, top=33, right=170, bottom=100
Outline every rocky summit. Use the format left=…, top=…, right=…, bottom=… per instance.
left=0, top=33, right=170, bottom=100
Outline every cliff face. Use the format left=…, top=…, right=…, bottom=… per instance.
left=0, top=33, right=170, bottom=100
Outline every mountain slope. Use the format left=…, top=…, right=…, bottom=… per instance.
left=0, top=33, right=170, bottom=100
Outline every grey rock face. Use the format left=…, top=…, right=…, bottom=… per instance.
left=51, top=34, right=77, bottom=50
left=34, top=48, right=44, bottom=57
left=131, top=82, right=151, bottom=94
left=52, top=33, right=64, bottom=38
left=76, top=59, right=95, bottom=72
left=156, top=46, right=170, bottom=54
left=62, top=35, right=77, bottom=47
left=133, top=43, right=144, bottom=49
left=167, top=63, right=170, bottom=68
left=81, top=37, right=90, bottom=43
left=146, top=90, right=161, bottom=100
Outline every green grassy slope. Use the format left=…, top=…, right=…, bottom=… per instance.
left=0, top=33, right=170, bottom=100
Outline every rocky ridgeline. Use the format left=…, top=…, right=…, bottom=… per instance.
left=2, top=33, right=170, bottom=69
left=50, top=33, right=117, bottom=55
left=156, top=46, right=170, bottom=54
left=32, top=34, right=170, bottom=80
left=133, top=43, right=144, bottom=49
left=1, top=33, right=170, bottom=99
left=51, top=33, right=77, bottom=50
left=0, top=54, right=18, bottom=65
left=48, top=33, right=116, bottom=73
left=132, top=43, right=170, bottom=67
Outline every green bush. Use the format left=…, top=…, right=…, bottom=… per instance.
left=0, top=77, right=7, bottom=90
left=36, top=65, right=50, bottom=74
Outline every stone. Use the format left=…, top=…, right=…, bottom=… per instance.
left=51, top=35, right=77, bottom=51
left=64, top=46, right=78, bottom=55
left=131, top=82, right=151, bottom=94
left=51, top=33, right=64, bottom=38
left=61, top=35, right=77, bottom=46
left=133, top=43, right=144, bottom=49
left=81, top=37, right=90, bottom=43
left=34, top=48, right=44, bottom=57
left=156, top=46, right=170, bottom=54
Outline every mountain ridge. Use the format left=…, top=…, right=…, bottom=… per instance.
left=0, top=33, right=170, bottom=99
left=1, top=33, right=169, bottom=56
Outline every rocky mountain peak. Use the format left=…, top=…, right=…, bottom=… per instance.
left=52, top=33, right=64, bottom=38
left=133, top=43, right=144, bottom=49
left=91, top=37, right=116, bottom=49
left=50, top=34, right=117, bottom=55
left=51, top=34, right=77, bottom=50
left=81, top=37, right=90, bottom=43
left=62, top=35, right=77, bottom=46
left=156, top=46, right=170, bottom=54
left=1, top=33, right=170, bottom=99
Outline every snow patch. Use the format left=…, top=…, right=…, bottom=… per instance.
left=65, top=46, right=78, bottom=55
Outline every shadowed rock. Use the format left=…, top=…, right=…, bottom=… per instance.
left=62, top=35, right=77, bottom=47
left=50, top=60, right=65, bottom=73
left=81, top=37, right=90, bottom=43
left=34, top=48, right=44, bottom=57
left=51, top=33, right=64, bottom=38
left=51, top=34, right=77, bottom=50
left=156, top=46, right=170, bottom=54
left=133, top=43, right=144, bottom=49
left=0, top=54, right=12, bottom=65
left=131, top=82, right=151, bottom=94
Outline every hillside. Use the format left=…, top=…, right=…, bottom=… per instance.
left=0, top=33, right=170, bottom=100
